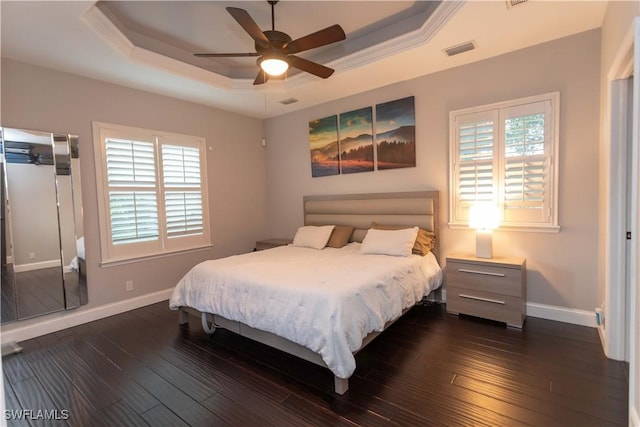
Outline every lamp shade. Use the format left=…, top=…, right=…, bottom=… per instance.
left=469, top=204, right=500, bottom=230
left=259, top=56, right=289, bottom=76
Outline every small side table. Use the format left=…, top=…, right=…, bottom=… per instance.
left=446, top=253, right=527, bottom=328
left=255, top=238, right=293, bottom=251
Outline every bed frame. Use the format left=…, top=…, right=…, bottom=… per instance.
left=178, top=190, right=440, bottom=394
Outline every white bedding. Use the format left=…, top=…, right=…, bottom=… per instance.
left=169, top=242, right=442, bottom=378
left=69, top=236, right=85, bottom=272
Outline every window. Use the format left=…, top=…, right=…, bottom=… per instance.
left=93, top=122, right=210, bottom=264
left=449, top=92, right=559, bottom=231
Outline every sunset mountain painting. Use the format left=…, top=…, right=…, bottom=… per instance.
left=375, top=96, right=416, bottom=170
left=309, top=115, right=339, bottom=177
left=339, top=107, right=374, bottom=174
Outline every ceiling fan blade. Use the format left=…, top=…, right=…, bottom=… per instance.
left=285, top=24, right=346, bottom=55
left=226, top=7, right=270, bottom=47
left=194, top=53, right=260, bottom=58
left=288, top=55, right=334, bottom=79
left=253, top=70, right=269, bottom=85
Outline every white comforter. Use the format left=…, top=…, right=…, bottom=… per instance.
left=169, top=242, right=442, bottom=378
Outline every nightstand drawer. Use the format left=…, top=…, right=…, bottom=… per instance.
left=445, top=254, right=526, bottom=328
left=446, top=261, right=522, bottom=297
left=447, top=286, right=524, bottom=328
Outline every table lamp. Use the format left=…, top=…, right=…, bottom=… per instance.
left=469, top=204, right=500, bottom=258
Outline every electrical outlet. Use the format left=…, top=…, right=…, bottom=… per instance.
left=29, top=252, right=36, bottom=260
left=126, top=280, right=134, bottom=291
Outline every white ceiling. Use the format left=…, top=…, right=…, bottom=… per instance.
left=1, top=1, right=607, bottom=119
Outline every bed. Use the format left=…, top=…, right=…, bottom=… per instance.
left=170, top=191, right=442, bottom=394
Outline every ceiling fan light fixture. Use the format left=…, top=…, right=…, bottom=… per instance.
left=196, top=2, right=345, bottom=85
left=259, top=56, right=289, bottom=76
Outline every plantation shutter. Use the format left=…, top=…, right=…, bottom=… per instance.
left=95, top=122, right=211, bottom=264
left=501, top=100, right=552, bottom=224
left=449, top=92, right=558, bottom=230
left=453, top=110, right=499, bottom=222
left=161, top=142, right=204, bottom=239
left=105, top=138, right=159, bottom=245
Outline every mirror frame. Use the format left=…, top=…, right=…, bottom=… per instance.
left=1, top=127, right=86, bottom=323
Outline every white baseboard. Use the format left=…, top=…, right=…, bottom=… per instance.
left=630, top=404, right=639, bottom=427
left=526, top=302, right=597, bottom=327
left=0, top=290, right=598, bottom=344
left=14, top=259, right=61, bottom=273
left=0, top=288, right=174, bottom=344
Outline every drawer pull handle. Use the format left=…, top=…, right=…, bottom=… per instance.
left=458, top=268, right=505, bottom=277
left=458, top=294, right=506, bottom=305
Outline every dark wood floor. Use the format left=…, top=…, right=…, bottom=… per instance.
left=1, top=263, right=18, bottom=323
left=14, top=267, right=66, bottom=320
left=2, top=266, right=67, bottom=323
left=2, top=301, right=628, bottom=426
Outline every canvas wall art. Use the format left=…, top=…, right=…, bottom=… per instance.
left=309, top=96, right=416, bottom=177
left=309, top=115, right=339, bottom=177
left=339, top=107, right=374, bottom=174
left=375, top=96, right=416, bottom=170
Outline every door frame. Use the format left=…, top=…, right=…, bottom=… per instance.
left=604, top=16, right=639, bottom=426
left=603, top=18, right=634, bottom=362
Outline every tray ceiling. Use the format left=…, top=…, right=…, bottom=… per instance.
left=1, top=1, right=607, bottom=119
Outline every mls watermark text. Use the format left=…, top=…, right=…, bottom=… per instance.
left=4, top=409, right=70, bottom=421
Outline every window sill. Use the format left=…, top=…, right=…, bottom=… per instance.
left=448, top=223, right=561, bottom=233
left=99, top=244, right=214, bottom=268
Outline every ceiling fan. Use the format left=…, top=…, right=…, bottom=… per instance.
left=194, top=1, right=346, bottom=85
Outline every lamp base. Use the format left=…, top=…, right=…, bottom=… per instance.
left=476, top=230, right=493, bottom=258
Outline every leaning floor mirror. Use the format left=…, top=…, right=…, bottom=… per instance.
left=1, top=127, right=86, bottom=324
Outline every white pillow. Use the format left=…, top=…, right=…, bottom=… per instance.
left=292, top=225, right=335, bottom=249
left=360, top=227, right=419, bottom=257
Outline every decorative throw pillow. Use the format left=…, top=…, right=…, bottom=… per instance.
left=371, top=222, right=436, bottom=256
left=360, top=227, right=419, bottom=257
left=292, top=225, right=335, bottom=249
left=326, top=225, right=355, bottom=248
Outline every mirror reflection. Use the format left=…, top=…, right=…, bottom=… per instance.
left=1, top=127, right=86, bottom=323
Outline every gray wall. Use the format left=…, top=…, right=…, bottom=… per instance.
left=1, top=58, right=267, bottom=314
left=264, top=29, right=601, bottom=312
left=6, top=163, right=61, bottom=266
left=0, top=29, right=602, bottom=329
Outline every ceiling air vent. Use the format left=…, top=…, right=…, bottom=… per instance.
left=506, top=0, right=528, bottom=9
left=444, top=41, right=476, bottom=57
left=279, top=97, right=299, bottom=105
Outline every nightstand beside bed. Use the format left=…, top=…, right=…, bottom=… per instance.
left=445, top=254, right=526, bottom=328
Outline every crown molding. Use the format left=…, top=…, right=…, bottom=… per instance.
left=83, top=1, right=464, bottom=92
left=331, top=0, right=464, bottom=73
left=82, top=4, right=134, bottom=58
left=131, top=46, right=233, bottom=90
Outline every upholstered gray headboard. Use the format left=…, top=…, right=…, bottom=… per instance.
left=303, top=191, right=440, bottom=260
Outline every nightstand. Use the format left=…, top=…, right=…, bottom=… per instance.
left=446, top=253, right=526, bottom=328
left=255, top=238, right=293, bottom=251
